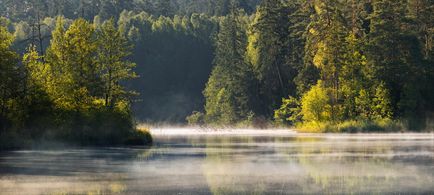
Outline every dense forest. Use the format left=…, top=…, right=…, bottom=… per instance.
left=194, top=0, right=434, bottom=132
left=3, top=0, right=264, bottom=123
left=0, top=0, right=433, bottom=148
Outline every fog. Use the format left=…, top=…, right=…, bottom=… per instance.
left=0, top=129, right=433, bottom=194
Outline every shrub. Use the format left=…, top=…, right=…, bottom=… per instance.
left=300, top=81, right=331, bottom=122
left=297, top=119, right=405, bottom=133
left=274, top=96, right=301, bottom=126
left=186, top=111, right=205, bottom=125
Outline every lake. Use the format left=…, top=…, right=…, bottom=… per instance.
left=0, top=128, right=433, bottom=194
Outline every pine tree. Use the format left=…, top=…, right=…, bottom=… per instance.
left=367, top=0, right=423, bottom=116
left=0, top=20, right=20, bottom=131
left=304, top=0, right=349, bottom=121
left=204, top=8, right=255, bottom=124
left=246, top=0, right=291, bottom=116
left=96, top=19, right=137, bottom=108
left=99, top=0, right=117, bottom=20
left=288, top=0, right=316, bottom=95
left=407, top=0, right=434, bottom=60
left=340, top=33, right=370, bottom=119
left=156, top=0, right=174, bottom=16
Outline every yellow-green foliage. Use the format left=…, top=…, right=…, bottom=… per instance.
left=372, top=82, right=393, bottom=119
left=205, top=87, right=236, bottom=124
left=23, top=46, right=53, bottom=89
left=355, top=89, right=372, bottom=119
left=203, top=11, right=254, bottom=126
left=301, top=81, right=331, bottom=122
left=246, top=23, right=259, bottom=68
left=1, top=16, right=146, bottom=149
left=186, top=111, right=205, bottom=125
left=297, top=119, right=404, bottom=133
left=0, top=19, right=21, bottom=140
left=274, top=96, right=301, bottom=125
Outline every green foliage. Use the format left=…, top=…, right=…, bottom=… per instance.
left=1, top=0, right=433, bottom=133
left=24, top=46, right=52, bottom=89
left=290, top=0, right=316, bottom=95
left=0, top=0, right=261, bottom=22
left=97, top=19, right=137, bottom=108
left=300, top=81, right=331, bottom=123
left=203, top=8, right=256, bottom=125
left=186, top=111, right=205, bottom=126
left=274, top=96, right=301, bottom=125
left=116, top=12, right=218, bottom=123
left=0, top=16, right=148, bottom=149
left=366, top=0, right=422, bottom=114
left=0, top=19, right=21, bottom=133
left=372, top=83, right=393, bottom=119
left=247, top=0, right=293, bottom=116
left=204, top=84, right=237, bottom=124
left=355, top=89, right=372, bottom=119
left=284, top=0, right=402, bottom=131
left=299, top=119, right=404, bottom=133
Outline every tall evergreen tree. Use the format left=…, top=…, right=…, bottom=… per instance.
left=204, top=7, right=255, bottom=124
left=156, top=0, right=174, bottom=16
left=0, top=20, right=20, bottom=131
left=246, top=0, right=291, bottom=116
left=303, top=0, right=349, bottom=120
left=367, top=0, right=423, bottom=117
left=288, top=0, right=316, bottom=95
left=96, top=19, right=137, bottom=108
left=407, top=0, right=434, bottom=60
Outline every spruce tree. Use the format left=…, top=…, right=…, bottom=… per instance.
left=96, top=19, right=137, bottom=108
left=246, top=0, right=291, bottom=116
left=0, top=20, right=20, bottom=131
left=204, top=7, right=255, bottom=124
left=367, top=0, right=423, bottom=117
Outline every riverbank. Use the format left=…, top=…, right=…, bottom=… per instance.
left=148, top=126, right=434, bottom=136
left=297, top=119, right=434, bottom=133
left=1, top=107, right=153, bottom=151
left=0, top=127, right=152, bottom=151
left=144, top=119, right=434, bottom=135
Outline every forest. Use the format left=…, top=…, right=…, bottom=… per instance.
left=0, top=0, right=433, bottom=149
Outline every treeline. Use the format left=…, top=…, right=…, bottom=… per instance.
left=190, top=0, right=434, bottom=131
left=0, top=0, right=260, bottom=21
left=117, top=11, right=219, bottom=122
left=7, top=10, right=221, bottom=123
left=1, top=0, right=433, bottom=133
left=0, top=17, right=151, bottom=149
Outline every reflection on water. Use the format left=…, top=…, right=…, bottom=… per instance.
left=0, top=130, right=433, bottom=194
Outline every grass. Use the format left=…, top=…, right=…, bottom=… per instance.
left=297, top=119, right=406, bottom=133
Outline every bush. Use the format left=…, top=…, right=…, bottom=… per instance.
left=123, top=128, right=153, bottom=146
left=59, top=107, right=152, bottom=146
left=297, top=119, right=404, bottom=133
left=186, top=111, right=205, bottom=125
left=0, top=105, right=153, bottom=150
left=300, top=81, right=331, bottom=122
left=274, top=96, right=301, bottom=126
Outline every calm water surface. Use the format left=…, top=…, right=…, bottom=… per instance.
left=0, top=129, right=433, bottom=194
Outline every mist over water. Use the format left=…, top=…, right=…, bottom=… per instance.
left=0, top=128, right=433, bottom=194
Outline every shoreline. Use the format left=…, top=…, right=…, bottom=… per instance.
left=149, top=127, right=434, bottom=138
